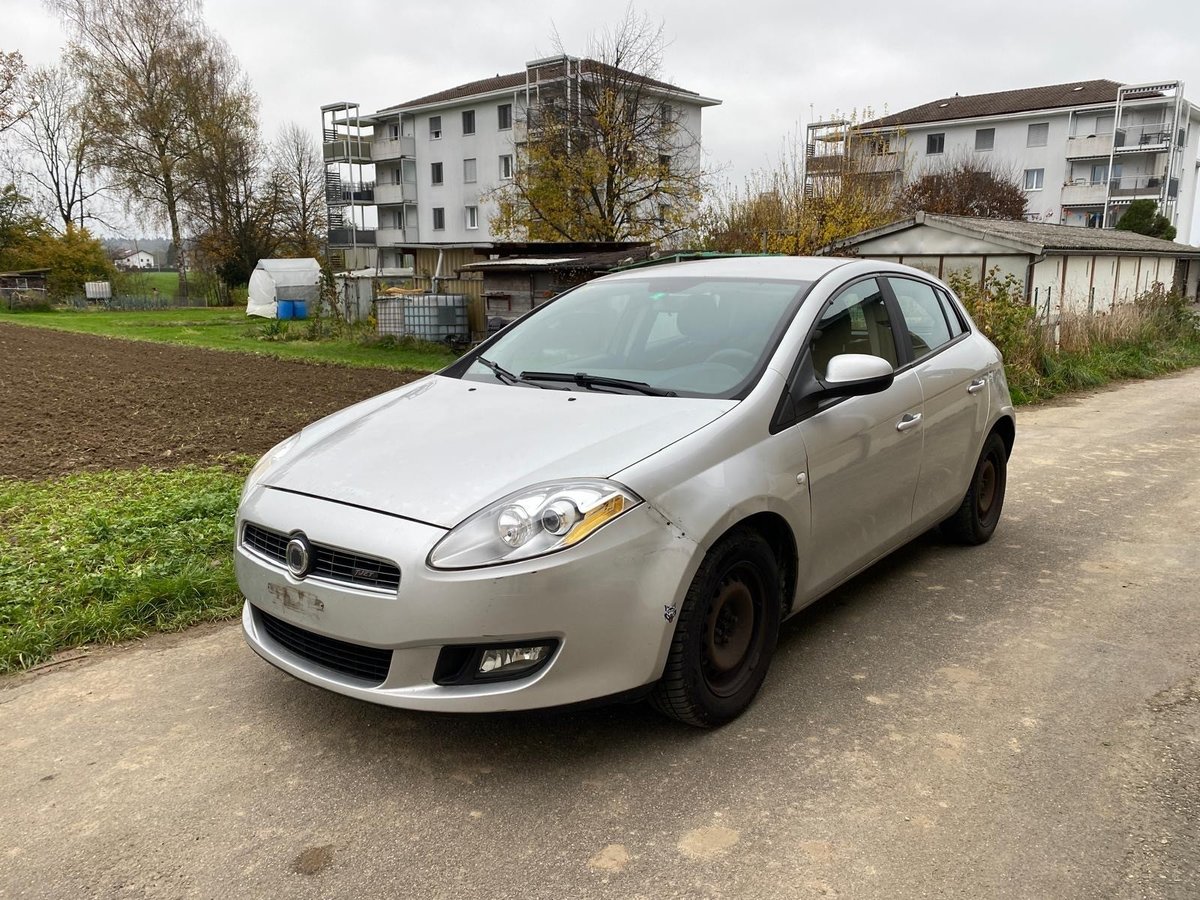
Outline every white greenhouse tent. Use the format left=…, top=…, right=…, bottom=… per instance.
left=246, top=258, right=322, bottom=318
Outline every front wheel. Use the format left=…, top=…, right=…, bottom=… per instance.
left=650, top=529, right=781, bottom=728
left=941, top=431, right=1008, bottom=545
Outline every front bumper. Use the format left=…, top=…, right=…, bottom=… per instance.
left=236, top=486, right=697, bottom=712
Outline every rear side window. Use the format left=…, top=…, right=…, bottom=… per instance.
left=936, top=288, right=967, bottom=338
left=886, top=277, right=953, bottom=361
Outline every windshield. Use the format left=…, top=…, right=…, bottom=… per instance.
left=461, top=276, right=811, bottom=398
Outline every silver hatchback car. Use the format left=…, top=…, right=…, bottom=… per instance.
left=237, top=257, right=1014, bottom=727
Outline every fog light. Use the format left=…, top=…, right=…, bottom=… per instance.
left=479, top=644, right=551, bottom=675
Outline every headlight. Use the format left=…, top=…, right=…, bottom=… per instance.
left=240, top=434, right=300, bottom=501
left=428, top=479, right=642, bottom=570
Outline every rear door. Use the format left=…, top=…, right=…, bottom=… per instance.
left=881, top=276, right=989, bottom=525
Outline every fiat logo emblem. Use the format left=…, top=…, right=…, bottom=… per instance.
left=285, top=535, right=313, bottom=578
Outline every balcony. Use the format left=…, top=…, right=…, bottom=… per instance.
left=1109, top=174, right=1177, bottom=199
left=328, top=227, right=376, bottom=247
left=805, top=150, right=904, bottom=176
left=1060, top=181, right=1108, bottom=206
left=1114, top=123, right=1173, bottom=154
left=374, top=182, right=418, bottom=205
left=323, top=136, right=372, bottom=163
left=1064, top=133, right=1114, bottom=160
left=377, top=226, right=420, bottom=246
left=326, top=181, right=375, bottom=205
left=372, top=135, right=416, bottom=160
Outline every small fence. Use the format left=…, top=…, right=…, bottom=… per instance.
left=66, top=293, right=213, bottom=311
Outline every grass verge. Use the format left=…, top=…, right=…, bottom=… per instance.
left=0, top=464, right=249, bottom=674
left=0, top=306, right=459, bottom=373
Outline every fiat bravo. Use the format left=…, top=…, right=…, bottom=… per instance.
left=236, top=257, right=1014, bottom=727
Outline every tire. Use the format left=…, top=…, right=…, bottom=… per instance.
left=650, top=528, right=782, bottom=728
left=941, top=431, right=1008, bottom=545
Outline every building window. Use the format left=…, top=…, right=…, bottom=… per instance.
left=432, top=207, right=445, bottom=231
left=392, top=166, right=403, bottom=185
left=463, top=158, right=477, bottom=183
left=388, top=122, right=400, bottom=139
left=431, top=162, right=443, bottom=185
left=659, top=102, right=672, bottom=126
left=926, top=132, right=945, bottom=154
left=465, top=206, right=479, bottom=230
left=462, top=109, right=475, bottom=135
left=974, top=128, right=995, bottom=151
left=499, top=154, right=513, bottom=180
left=429, top=116, right=442, bottom=140
left=1023, top=168, right=1044, bottom=190
left=498, top=103, right=512, bottom=130
left=1027, top=122, right=1049, bottom=147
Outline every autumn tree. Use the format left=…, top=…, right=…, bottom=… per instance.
left=271, top=122, right=327, bottom=259
left=898, top=153, right=1027, bottom=220
left=52, top=0, right=212, bottom=297
left=490, top=9, right=712, bottom=243
left=15, top=65, right=104, bottom=230
left=184, top=36, right=279, bottom=286
left=0, top=184, right=47, bottom=260
left=1115, top=199, right=1176, bottom=240
left=0, top=50, right=31, bottom=134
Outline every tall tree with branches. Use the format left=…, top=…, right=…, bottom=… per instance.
left=491, top=8, right=712, bottom=243
left=16, top=65, right=105, bottom=230
left=271, top=122, right=327, bottom=259
left=52, top=0, right=211, bottom=296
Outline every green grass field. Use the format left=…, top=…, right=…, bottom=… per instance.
left=0, top=306, right=459, bottom=372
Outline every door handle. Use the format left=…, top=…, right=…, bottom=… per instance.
left=896, top=412, right=922, bottom=432
left=967, top=378, right=987, bottom=395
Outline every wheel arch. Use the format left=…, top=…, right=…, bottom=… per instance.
left=705, top=511, right=799, bottom=618
left=991, top=414, right=1016, bottom=459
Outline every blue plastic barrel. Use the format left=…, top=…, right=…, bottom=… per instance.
left=277, top=299, right=295, bottom=320
left=292, top=300, right=308, bottom=320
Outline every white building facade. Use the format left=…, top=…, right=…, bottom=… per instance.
left=324, top=58, right=718, bottom=273
left=810, top=80, right=1200, bottom=243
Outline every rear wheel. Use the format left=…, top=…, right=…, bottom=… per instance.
left=941, top=431, right=1008, bottom=545
left=650, top=529, right=781, bottom=727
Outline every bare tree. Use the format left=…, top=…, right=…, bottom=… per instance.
left=491, top=7, right=712, bottom=243
left=52, top=0, right=210, bottom=296
left=16, top=65, right=105, bottom=230
left=898, top=151, right=1028, bottom=220
left=271, top=122, right=327, bottom=259
left=0, top=50, right=31, bottom=134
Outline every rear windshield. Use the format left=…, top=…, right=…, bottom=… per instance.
left=461, top=277, right=812, bottom=398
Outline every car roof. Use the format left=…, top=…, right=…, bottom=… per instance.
left=600, top=255, right=859, bottom=283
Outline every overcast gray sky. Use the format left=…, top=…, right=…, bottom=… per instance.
left=6, top=0, right=1200, bottom=225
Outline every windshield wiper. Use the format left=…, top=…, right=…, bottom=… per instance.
left=476, top=356, right=546, bottom=388
left=519, top=370, right=676, bottom=397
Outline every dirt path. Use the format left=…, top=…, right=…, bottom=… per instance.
left=0, top=323, right=421, bottom=479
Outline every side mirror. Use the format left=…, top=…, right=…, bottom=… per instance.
left=816, top=353, right=895, bottom=398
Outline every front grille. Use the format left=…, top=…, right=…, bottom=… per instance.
left=257, top=608, right=393, bottom=684
left=242, top=522, right=401, bottom=593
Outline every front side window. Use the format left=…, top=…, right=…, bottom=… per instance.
left=926, top=132, right=945, bottom=154
left=462, top=109, right=476, bottom=135
left=463, top=277, right=811, bottom=398
left=810, top=279, right=898, bottom=379
left=1027, top=122, right=1049, bottom=147
left=1023, top=168, right=1044, bottom=190
left=498, top=103, right=512, bottom=130
left=886, top=277, right=953, bottom=360
left=429, top=116, right=442, bottom=139
left=975, top=128, right=995, bottom=151
left=432, top=207, right=445, bottom=231
left=463, top=158, right=477, bottom=183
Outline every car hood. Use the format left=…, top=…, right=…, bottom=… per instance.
left=263, top=375, right=736, bottom=528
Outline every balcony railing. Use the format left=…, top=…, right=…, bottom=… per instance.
left=1060, top=181, right=1109, bottom=206
left=377, top=226, right=420, bottom=246
left=374, top=182, right=418, bottom=205
left=1114, top=123, right=1175, bottom=152
left=328, top=227, right=376, bottom=247
left=372, top=135, right=416, bottom=160
left=323, top=137, right=372, bottom=163
left=326, top=181, right=375, bottom=204
left=805, top=151, right=904, bottom=175
left=1060, top=175, right=1179, bottom=205
left=1064, top=133, right=1114, bottom=159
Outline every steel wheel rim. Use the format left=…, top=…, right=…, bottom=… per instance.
left=702, top=563, right=764, bottom=697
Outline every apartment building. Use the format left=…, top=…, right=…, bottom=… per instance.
left=806, top=80, right=1200, bottom=243
left=322, top=57, right=719, bottom=274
